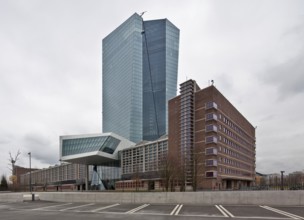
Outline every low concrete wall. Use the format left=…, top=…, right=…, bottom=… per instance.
left=37, top=191, right=304, bottom=206
left=0, top=193, right=23, bottom=202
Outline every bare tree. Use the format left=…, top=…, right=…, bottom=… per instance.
left=8, top=150, right=21, bottom=174
left=191, top=146, right=204, bottom=191
left=132, top=163, right=141, bottom=192
left=158, top=153, right=176, bottom=192
left=8, top=150, right=21, bottom=190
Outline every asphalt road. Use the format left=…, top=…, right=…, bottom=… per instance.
left=0, top=201, right=303, bottom=220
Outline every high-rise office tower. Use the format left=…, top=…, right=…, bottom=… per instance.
left=102, top=13, right=179, bottom=143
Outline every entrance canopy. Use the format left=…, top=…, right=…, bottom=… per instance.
left=60, top=132, right=135, bottom=165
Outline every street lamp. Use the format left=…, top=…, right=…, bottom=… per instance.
left=28, top=152, right=34, bottom=201
left=281, top=171, right=285, bottom=190
left=28, top=152, right=31, bottom=193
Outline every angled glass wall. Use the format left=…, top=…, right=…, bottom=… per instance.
left=62, top=136, right=121, bottom=156
left=102, top=13, right=179, bottom=143
left=102, top=13, right=143, bottom=143
left=142, top=19, right=179, bottom=141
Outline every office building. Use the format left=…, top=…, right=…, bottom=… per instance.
left=116, top=135, right=168, bottom=191
left=169, top=80, right=256, bottom=190
left=102, top=13, right=179, bottom=143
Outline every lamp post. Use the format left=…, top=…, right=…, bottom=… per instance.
left=280, top=171, right=285, bottom=190
left=28, top=152, right=34, bottom=201
left=28, top=152, right=31, bottom=192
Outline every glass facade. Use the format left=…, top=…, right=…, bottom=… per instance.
left=142, top=19, right=179, bottom=141
left=102, top=13, right=143, bottom=143
left=62, top=136, right=120, bottom=156
left=102, top=13, right=179, bottom=143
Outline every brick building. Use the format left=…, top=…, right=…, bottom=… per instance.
left=13, top=165, right=39, bottom=186
left=169, top=80, right=256, bottom=190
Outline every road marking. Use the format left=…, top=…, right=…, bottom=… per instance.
left=170, top=204, right=181, bottom=215
left=60, top=203, right=95, bottom=211
left=125, top=204, right=150, bottom=214
left=32, top=203, right=72, bottom=210
left=215, top=205, right=229, bottom=217
left=261, top=206, right=304, bottom=219
left=90, top=203, right=120, bottom=212
left=174, top=204, right=183, bottom=215
left=219, top=205, right=234, bottom=217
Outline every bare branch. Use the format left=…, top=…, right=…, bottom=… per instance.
left=14, top=150, right=21, bottom=163
left=8, top=150, right=21, bottom=165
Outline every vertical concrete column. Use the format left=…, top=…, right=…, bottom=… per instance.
left=85, top=164, right=89, bottom=191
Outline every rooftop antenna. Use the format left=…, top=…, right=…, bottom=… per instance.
left=140, top=11, right=147, bottom=17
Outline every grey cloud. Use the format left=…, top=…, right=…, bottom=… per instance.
left=1, top=0, right=304, bottom=176
left=23, top=133, right=58, bottom=165
left=260, top=23, right=304, bottom=99
left=262, top=50, right=304, bottom=98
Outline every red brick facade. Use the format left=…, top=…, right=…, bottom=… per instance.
left=169, top=80, right=256, bottom=190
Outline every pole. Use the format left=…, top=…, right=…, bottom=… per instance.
left=28, top=152, right=31, bottom=192
left=28, top=152, right=34, bottom=201
left=280, top=171, right=285, bottom=190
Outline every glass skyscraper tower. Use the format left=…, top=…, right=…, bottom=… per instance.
left=102, top=13, right=179, bottom=143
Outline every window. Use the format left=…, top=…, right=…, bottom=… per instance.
left=206, top=113, right=218, bottom=121
left=206, top=101, right=218, bottom=109
left=206, top=148, right=217, bottom=155
left=206, top=159, right=218, bottom=166
left=206, top=136, right=218, bottom=143
left=206, top=125, right=218, bottom=132
left=206, top=171, right=217, bottom=178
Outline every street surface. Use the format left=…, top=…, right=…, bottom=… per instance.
left=0, top=201, right=303, bottom=220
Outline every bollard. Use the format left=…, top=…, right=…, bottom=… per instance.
left=32, top=193, right=35, bottom=201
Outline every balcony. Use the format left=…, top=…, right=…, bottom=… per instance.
left=206, top=125, right=218, bottom=132
left=206, top=101, right=218, bottom=110
left=206, top=136, right=218, bottom=144
left=206, top=159, right=218, bottom=167
left=205, top=171, right=218, bottom=178
left=205, top=147, right=218, bottom=155
left=206, top=113, right=218, bottom=121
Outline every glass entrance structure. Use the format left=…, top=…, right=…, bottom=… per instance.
left=60, top=133, right=135, bottom=165
left=60, top=133, right=135, bottom=190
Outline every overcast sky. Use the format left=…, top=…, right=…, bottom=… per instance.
left=0, top=0, right=303, bottom=177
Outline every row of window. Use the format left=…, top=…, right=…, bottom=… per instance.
left=218, top=157, right=251, bottom=170
left=122, top=140, right=168, bottom=174
left=205, top=113, right=254, bottom=152
left=204, top=101, right=255, bottom=146
left=220, top=136, right=253, bottom=156
left=116, top=181, right=144, bottom=189
left=221, top=126, right=254, bottom=150
left=21, top=164, right=86, bottom=184
left=219, top=146, right=252, bottom=163
left=218, top=167, right=252, bottom=176
left=206, top=145, right=253, bottom=166
left=221, top=114, right=254, bottom=143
